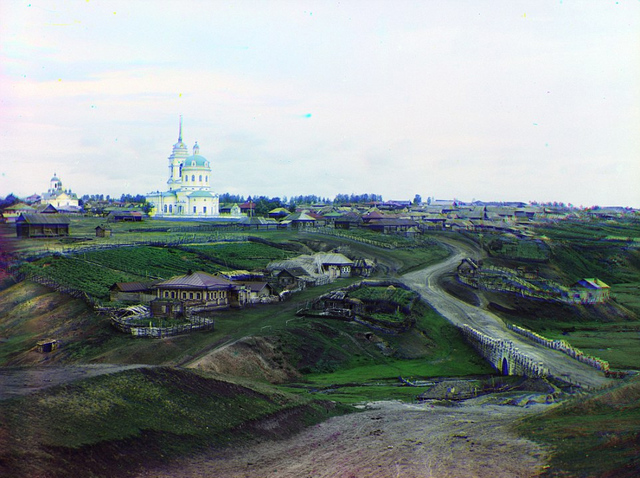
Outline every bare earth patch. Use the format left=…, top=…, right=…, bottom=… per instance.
left=137, top=400, right=549, bottom=478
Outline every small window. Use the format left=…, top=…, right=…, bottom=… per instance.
left=191, top=161, right=195, bottom=166
left=197, top=293, right=201, bottom=299
left=189, top=292, right=193, bottom=299
left=164, top=291, right=169, bottom=298
left=185, top=175, right=188, bottom=182
left=169, top=205, right=173, bottom=213
left=203, top=207, right=207, bottom=214
left=192, top=175, right=195, bottom=181
left=199, top=175, right=202, bottom=181
left=193, top=206, right=196, bottom=213
left=163, top=204, right=167, bottom=213
left=171, top=291, right=175, bottom=298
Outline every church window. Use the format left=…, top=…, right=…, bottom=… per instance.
left=205, top=176, right=208, bottom=182
left=196, top=292, right=201, bottom=300
left=193, top=206, right=197, bottom=213
left=189, top=292, right=193, bottom=299
left=185, top=175, right=188, bottom=182
left=163, top=204, right=167, bottom=213
left=192, top=175, right=195, bottom=182
left=171, top=291, right=175, bottom=298
left=203, top=207, right=207, bottom=214
left=164, top=291, right=169, bottom=298
left=199, top=175, right=202, bottom=181
left=192, top=161, right=195, bottom=166
left=169, top=205, right=173, bottom=213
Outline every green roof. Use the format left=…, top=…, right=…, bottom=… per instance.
left=188, top=191, right=214, bottom=198
left=183, top=155, right=209, bottom=168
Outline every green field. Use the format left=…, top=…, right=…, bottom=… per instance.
left=184, top=241, right=298, bottom=269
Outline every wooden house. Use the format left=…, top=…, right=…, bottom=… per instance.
left=570, top=278, right=611, bottom=304
left=95, top=225, right=112, bottom=237
left=317, top=253, right=353, bottom=279
left=110, top=282, right=156, bottom=302
left=333, top=212, right=363, bottom=230
left=15, top=213, right=70, bottom=238
left=106, top=211, right=143, bottom=222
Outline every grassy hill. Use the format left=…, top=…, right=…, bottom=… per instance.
left=0, top=366, right=350, bottom=478
left=517, top=375, right=640, bottom=477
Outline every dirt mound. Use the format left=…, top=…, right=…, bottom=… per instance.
left=188, top=336, right=302, bottom=384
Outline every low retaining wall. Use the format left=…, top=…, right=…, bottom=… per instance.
left=507, top=323, right=610, bottom=372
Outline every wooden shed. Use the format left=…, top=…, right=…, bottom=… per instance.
left=36, top=339, right=59, bottom=353
left=15, top=213, right=70, bottom=238
left=95, top=225, right=112, bottom=237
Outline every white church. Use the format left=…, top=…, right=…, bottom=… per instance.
left=42, top=173, right=80, bottom=210
left=146, top=119, right=220, bottom=219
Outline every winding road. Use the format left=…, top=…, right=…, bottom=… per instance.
left=401, top=239, right=611, bottom=390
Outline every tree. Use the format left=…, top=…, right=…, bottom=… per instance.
left=413, top=194, right=422, bottom=205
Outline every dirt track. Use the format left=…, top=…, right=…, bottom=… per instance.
left=137, top=399, right=549, bottom=478
left=400, top=239, right=611, bottom=390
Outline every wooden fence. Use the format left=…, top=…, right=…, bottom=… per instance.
left=110, top=315, right=215, bottom=338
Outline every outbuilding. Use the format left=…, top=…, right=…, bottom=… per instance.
left=15, top=213, right=70, bottom=238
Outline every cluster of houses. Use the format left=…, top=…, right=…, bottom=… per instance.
left=110, top=252, right=375, bottom=319
left=259, top=200, right=636, bottom=236
left=456, top=258, right=611, bottom=305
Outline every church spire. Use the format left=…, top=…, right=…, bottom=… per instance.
left=178, top=115, right=183, bottom=142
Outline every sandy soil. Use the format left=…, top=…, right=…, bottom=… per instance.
left=137, top=399, right=549, bottom=478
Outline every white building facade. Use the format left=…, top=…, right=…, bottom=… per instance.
left=42, top=174, right=79, bottom=210
left=146, top=119, right=220, bottom=218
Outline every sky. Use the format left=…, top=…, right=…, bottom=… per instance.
left=1, top=1, right=639, bottom=207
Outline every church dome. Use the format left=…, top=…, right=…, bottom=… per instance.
left=183, top=154, right=210, bottom=169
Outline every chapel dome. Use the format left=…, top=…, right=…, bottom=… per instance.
left=182, top=155, right=210, bottom=169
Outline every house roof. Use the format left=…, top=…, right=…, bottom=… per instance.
left=278, top=266, right=312, bottom=278
left=238, top=216, right=276, bottom=225
left=573, top=278, right=610, bottom=289
left=283, top=211, right=316, bottom=222
left=15, top=213, right=70, bottom=225
left=156, top=271, right=232, bottom=290
left=188, top=191, right=215, bottom=198
left=318, top=253, right=353, bottom=265
left=235, top=281, right=272, bottom=293
left=111, top=282, right=156, bottom=292
left=5, top=203, right=35, bottom=212
left=35, top=204, right=58, bottom=213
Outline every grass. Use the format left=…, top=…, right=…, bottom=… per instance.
left=184, top=241, right=298, bottom=269
left=298, top=301, right=495, bottom=401
left=517, top=376, right=640, bottom=477
left=0, top=367, right=351, bottom=477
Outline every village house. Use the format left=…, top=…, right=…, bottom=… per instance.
left=570, top=278, right=611, bottom=304
left=106, top=211, right=143, bottom=222
left=151, top=271, right=235, bottom=315
left=15, top=213, right=70, bottom=238
left=3, top=203, right=36, bottom=223
left=110, top=282, right=157, bottom=303
left=316, top=253, right=354, bottom=279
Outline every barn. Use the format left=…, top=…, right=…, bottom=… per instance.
left=15, top=213, right=70, bottom=238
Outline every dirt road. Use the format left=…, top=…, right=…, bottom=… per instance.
left=400, top=241, right=611, bottom=390
left=138, top=399, right=549, bottom=478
